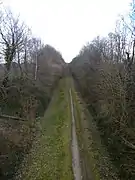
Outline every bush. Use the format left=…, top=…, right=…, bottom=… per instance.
left=0, top=76, right=50, bottom=118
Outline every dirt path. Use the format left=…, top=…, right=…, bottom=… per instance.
left=69, top=89, right=82, bottom=180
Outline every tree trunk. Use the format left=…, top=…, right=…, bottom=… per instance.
left=17, top=51, right=23, bottom=76
left=34, top=53, right=38, bottom=80
left=24, top=47, right=28, bottom=76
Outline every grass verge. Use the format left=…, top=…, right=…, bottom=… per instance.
left=71, top=81, right=119, bottom=180
left=15, top=78, right=73, bottom=180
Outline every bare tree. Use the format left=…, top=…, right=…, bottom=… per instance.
left=0, top=10, right=27, bottom=85
left=26, top=37, right=42, bottom=80
left=33, top=38, right=42, bottom=80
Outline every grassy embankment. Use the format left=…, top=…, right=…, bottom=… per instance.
left=15, top=78, right=73, bottom=180
left=71, top=80, right=119, bottom=180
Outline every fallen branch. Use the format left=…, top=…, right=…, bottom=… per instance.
left=0, top=114, right=27, bottom=121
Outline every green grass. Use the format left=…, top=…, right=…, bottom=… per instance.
left=71, top=80, right=119, bottom=180
left=15, top=78, right=73, bottom=180
left=15, top=77, right=118, bottom=180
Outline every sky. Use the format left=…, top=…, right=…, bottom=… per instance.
left=2, top=0, right=131, bottom=62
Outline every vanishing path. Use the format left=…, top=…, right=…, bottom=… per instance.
left=69, top=89, right=82, bottom=180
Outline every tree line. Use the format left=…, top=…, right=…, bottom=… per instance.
left=70, top=1, right=135, bottom=179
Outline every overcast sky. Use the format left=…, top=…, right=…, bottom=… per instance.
left=3, top=0, right=131, bottom=62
